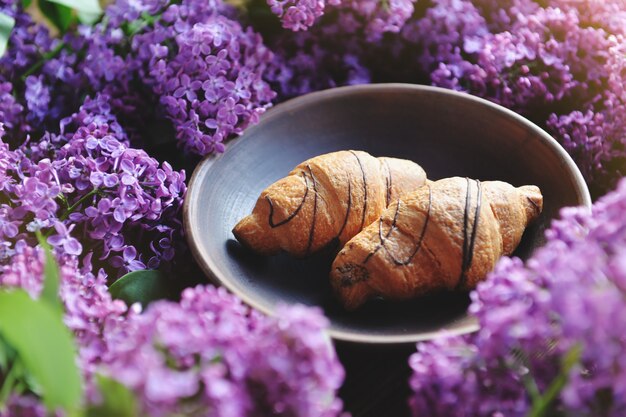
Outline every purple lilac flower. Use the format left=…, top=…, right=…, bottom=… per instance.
left=549, top=0, right=626, bottom=36
left=145, top=14, right=276, bottom=154
left=0, top=1, right=114, bottom=143
left=472, top=0, right=540, bottom=31
left=354, top=0, right=624, bottom=191
left=0, top=82, right=27, bottom=137
left=0, top=2, right=55, bottom=139
left=0, top=0, right=147, bottom=144
left=266, top=0, right=417, bottom=39
left=48, top=222, right=82, bottom=256
left=340, top=0, right=417, bottom=41
left=84, top=0, right=277, bottom=156
left=0, top=96, right=187, bottom=278
left=0, top=241, right=344, bottom=417
left=100, top=285, right=345, bottom=416
left=24, top=75, right=52, bottom=125
left=50, top=96, right=187, bottom=275
left=266, top=8, right=371, bottom=99
left=0, top=1, right=55, bottom=80
left=267, top=0, right=339, bottom=31
left=546, top=35, right=626, bottom=188
left=410, top=177, right=626, bottom=416
left=0, top=394, right=50, bottom=417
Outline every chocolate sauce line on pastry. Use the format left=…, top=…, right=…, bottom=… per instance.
left=267, top=171, right=309, bottom=228
left=362, top=185, right=432, bottom=266
left=334, top=180, right=352, bottom=241
left=383, top=159, right=392, bottom=207
left=467, top=180, right=482, bottom=268
left=386, top=184, right=432, bottom=266
left=362, top=199, right=401, bottom=264
left=526, top=196, right=540, bottom=214
left=305, top=165, right=319, bottom=255
left=460, top=178, right=472, bottom=276
left=349, top=151, right=368, bottom=231
left=458, top=178, right=482, bottom=289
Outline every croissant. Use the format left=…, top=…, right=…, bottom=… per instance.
left=233, top=150, right=427, bottom=257
left=330, top=177, right=543, bottom=310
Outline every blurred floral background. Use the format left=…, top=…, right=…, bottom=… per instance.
left=0, top=0, right=625, bottom=416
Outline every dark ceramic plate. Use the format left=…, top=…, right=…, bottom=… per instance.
left=184, top=84, right=591, bottom=344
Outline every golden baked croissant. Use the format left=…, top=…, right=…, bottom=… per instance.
left=233, top=150, right=427, bottom=257
left=330, top=177, right=543, bottom=310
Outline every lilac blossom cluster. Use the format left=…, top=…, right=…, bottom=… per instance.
left=0, top=95, right=187, bottom=278
left=0, top=0, right=138, bottom=145
left=0, top=244, right=345, bottom=417
left=266, top=22, right=371, bottom=99
left=265, top=0, right=626, bottom=191
left=0, top=0, right=57, bottom=141
left=266, top=0, right=417, bottom=39
left=393, top=0, right=626, bottom=190
left=267, top=0, right=337, bottom=31
left=99, top=0, right=278, bottom=155
left=99, top=285, right=344, bottom=416
left=409, top=177, right=626, bottom=416
left=146, top=15, right=276, bottom=154
left=85, top=0, right=275, bottom=155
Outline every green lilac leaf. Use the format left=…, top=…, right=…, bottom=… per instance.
left=0, top=290, right=82, bottom=411
left=0, top=12, right=15, bottom=57
left=85, top=375, right=138, bottom=417
left=47, top=0, right=101, bottom=15
left=36, top=232, right=63, bottom=315
left=38, top=0, right=75, bottom=33
left=109, top=269, right=172, bottom=308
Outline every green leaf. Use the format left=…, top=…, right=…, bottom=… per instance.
left=0, top=336, right=16, bottom=371
left=85, top=375, right=138, bottom=417
left=0, top=358, right=24, bottom=406
left=38, top=0, right=75, bottom=33
left=0, top=290, right=82, bottom=412
left=47, top=0, right=101, bottom=15
left=36, top=232, right=63, bottom=314
left=109, top=270, right=172, bottom=309
left=22, top=0, right=33, bottom=8
left=77, top=9, right=101, bottom=25
left=0, top=12, right=15, bottom=58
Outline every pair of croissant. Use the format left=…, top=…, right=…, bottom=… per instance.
left=233, top=151, right=542, bottom=310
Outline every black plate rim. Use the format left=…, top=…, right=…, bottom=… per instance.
left=183, top=83, right=591, bottom=345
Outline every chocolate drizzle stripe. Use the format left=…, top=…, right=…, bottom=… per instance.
left=458, top=178, right=482, bottom=289
left=467, top=180, right=482, bottom=268
left=384, top=159, right=392, bottom=207
left=305, top=165, right=318, bottom=255
left=350, top=151, right=368, bottom=231
left=267, top=171, right=309, bottom=228
left=458, top=178, right=472, bottom=288
left=526, top=196, right=540, bottom=214
left=334, top=179, right=352, bottom=241
left=386, top=184, right=432, bottom=266
left=363, top=199, right=401, bottom=264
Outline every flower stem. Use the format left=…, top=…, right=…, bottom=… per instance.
left=526, top=345, right=582, bottom=417
left=59, top=188, right=101, bottom=221
left=21, top=41, right=66, bottom=81
left=0, top=359, right=21, bottom=408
